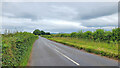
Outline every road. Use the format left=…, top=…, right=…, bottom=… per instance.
left=29, top=36, right=118, bottom=66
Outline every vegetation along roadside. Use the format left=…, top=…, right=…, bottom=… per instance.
left=41, top=28, right=120, bottom=60
left=2, top=32, right=38, bottom=66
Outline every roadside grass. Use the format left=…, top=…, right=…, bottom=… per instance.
left=43, top=36, right=119, bottom=59
left=2, top=32, right=38, bottom=66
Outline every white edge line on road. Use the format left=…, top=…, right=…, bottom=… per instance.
left=54, top=49, right=80, bottom=66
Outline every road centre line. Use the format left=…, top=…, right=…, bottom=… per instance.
left=42, top=39, right=80, bottom=66
left=54, top=49, right=80, bottom=66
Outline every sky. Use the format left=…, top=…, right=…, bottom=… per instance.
left=1, top=2, right=118, bottom=33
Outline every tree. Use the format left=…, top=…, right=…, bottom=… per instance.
left=84, top=31, right=92, bottom=39
left=104, top=31, right=112, bottom=43
left=45, top=32, right=51, bottom=35
left=93, top=29, right=104, bottom=41
left=77, top=30, right=84, bottom=38
left=70, top=32, right=78, bottom=38
left=33, top=29, right=41, bottom=35
left=40, top=30, right=45, bottom=35
left=111, top=28, right=119, bottom=42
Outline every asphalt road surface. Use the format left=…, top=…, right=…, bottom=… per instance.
left=29, top=36, right=118, bottom=66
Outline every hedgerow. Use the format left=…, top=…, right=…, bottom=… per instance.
left=41, top=28, right=119, bottom=59
left=50, top=28, right=120, bottom=44
left=2, top=32, right=38, bottom=66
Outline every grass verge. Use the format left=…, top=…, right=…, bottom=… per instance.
left=44, top=37, right=119, bottom=60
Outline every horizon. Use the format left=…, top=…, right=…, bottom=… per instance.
left=1, top=27, right=118, bottom=34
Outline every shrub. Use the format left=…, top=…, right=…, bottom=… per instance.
left=2, top=32, right=38, bottom=66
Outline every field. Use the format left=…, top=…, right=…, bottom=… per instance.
left=2, top=32, right=38, bottom=66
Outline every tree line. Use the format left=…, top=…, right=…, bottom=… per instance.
left=51, top=28, right=120, bottom=43
left=33, top=29, right=50, bottom=35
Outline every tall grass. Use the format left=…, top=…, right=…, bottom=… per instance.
left=43, top=35, right=119, bottom=59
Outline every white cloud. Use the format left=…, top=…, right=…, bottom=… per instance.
left=1, top=2, right=118, bottom=33
left=2, top=15, right=117, bottom=33
left=81, top=13, right=118, bottom=27
left=2, top=2, right=117, bottom=20
left=2, top=0, right=119, bottom=2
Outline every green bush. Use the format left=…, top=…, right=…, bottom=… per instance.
left=2, top=32, right=38, bottom=66
left=50, top=28, right=120, bottom=43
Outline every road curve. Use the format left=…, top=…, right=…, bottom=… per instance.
left=29, top=36, right=118, bottom=66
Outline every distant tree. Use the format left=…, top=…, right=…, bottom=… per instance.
left=104, top=31, right=112, bottom=43
left=93, top=29, right=104, bottom=41
left=111, top=28, right=119, bottom=42
left=45, top=32, right=51, bottom=35
left=33, top=29, right=41, bottom=35
left=118, top=28, right=120, bottom=42
left=60, top=33, right=68, bottom=37
left=50, top=28, right=119, bottom=43
left=70, top=32, right=78, bottom=38
left=77, top=30, right=84, bottom=38
left=40, top=30, right=45, bottom=35
left=84, top=31, right=92, bottom=39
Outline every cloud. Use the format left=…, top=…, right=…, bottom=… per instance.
left=1, top=2, right=118, bottom=33
left=2, top=0, right=119, bottom=2
left=81, top=13, right=118, bottom=27
left=2, top=2, right=117, bottom=20
left=72, top=2, right=117, bottom=20
left=2, top=16, right=117, bottom=33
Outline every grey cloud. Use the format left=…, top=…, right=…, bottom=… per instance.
left=3, top=13, right=39, bottom=20
left=2, top=2, right=117, bottom=21
left=15, top=13, right=39, bottom=20
left=80, top=13, right=118, bottom=27
left=78, top=10, right=117, bottom=20
left=73, top=2, right=117, bottom=20
left=2, top=2, right=118, bottom=33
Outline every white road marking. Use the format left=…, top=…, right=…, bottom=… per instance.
left=54, top=46, right=62, bottom=50
left=54, top=49, right=80, bottom=66
left=42, top=39, right=80, bottom=66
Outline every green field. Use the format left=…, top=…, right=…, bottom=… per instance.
left=2, top=32, right=38, bottom=66
left=42, top=36, right=119, bottom=59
